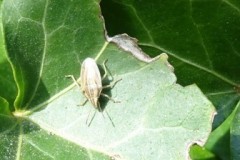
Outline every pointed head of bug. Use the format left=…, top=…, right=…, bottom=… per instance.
left=88, top=96, right=100, bottom=109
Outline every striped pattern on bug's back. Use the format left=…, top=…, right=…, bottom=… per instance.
left=80, top=58, right=102, bottom=108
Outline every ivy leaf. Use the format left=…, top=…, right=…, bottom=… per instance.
left=101, top=0, right=240, bottom=128
left=0, top=0, right=215, bottom=159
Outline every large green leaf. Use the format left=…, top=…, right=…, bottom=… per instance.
left=101, top=0, right=240, bottom=128
left=101, top=0, right=240, bottom=159
left=3, top=0, right=106, bottom=109
left=0, top=0, right=215, bottom=159
left=0, top=5, right=16, bottom=110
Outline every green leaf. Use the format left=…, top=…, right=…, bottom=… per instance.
left=190, top=144, right=216, bottom=160
left=101, top=0, right=240, bottom=128
left=231, top=101, right=240, bottom=160
left=0, top=119, right=110, bottom=160
left=28, top=53, right=215, bottom=160
left=0, top=96, right=17, bottom=133
left=202, top=102, right=238, bottom=160
left=2, top=0, right=106, bottom=109
left=1, top=0, right=215, bottom=159
left=0, top=3, right=16, bottom=110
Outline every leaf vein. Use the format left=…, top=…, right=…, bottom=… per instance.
left=16, top=124, right=23, bottom=160
left=25, top=0, right=49, bottom=107
left=25, top=139, right=54, bottom=159
left=112, top=0, right=155, bottom=44
left=222, top=0, right=240, bottom=14
left=189, top=0, right=213, bottom=69
left=139, top=42, right=238, bottom=86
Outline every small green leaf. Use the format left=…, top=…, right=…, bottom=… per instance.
left=231, top=101, right=240, bottom=160
left=204, top=101, right=239, bottom=160
left=190, top=145, right=216, bottom=160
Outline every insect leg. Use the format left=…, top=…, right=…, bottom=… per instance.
left=97, top=101, right=103, bottom=112
left=66, top=75, right=87, bottom=106
left=77, top=99, right=88, bottom=106
left=65, top=75, right=81, bottom=90
left=101, top=79, right=121, bottom=103
left=102, top=59, right=112, bottom=80
left=102, top=79, right=122, bottom=89
left=100, top=93, right=120, bottom=103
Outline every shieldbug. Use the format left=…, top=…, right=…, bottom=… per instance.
left=66, top=57, right=121, bottom=126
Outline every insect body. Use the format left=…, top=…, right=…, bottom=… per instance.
left=66, top=57, right=121, bottom=126
left=80, top=58, right=102, bottom=108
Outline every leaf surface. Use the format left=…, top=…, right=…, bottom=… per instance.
left=101, top=0, right=240, bottom=128
left=0, top=0, right=215, bottom=159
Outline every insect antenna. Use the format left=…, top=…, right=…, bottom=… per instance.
left=105, top=110, right=115, bottom=127
left=97, top=101, right=105, bottom=119
left=87, top=110, right=97, bottom=127
left=86, top=109, right=92, bottom=125
left=97, top=101, right=115, bottom=127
